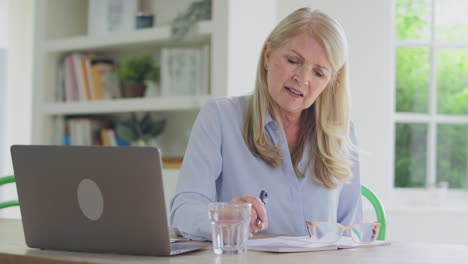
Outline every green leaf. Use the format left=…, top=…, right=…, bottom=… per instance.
left=147, top=119, right=167, bottom=137
left=117, top=113, right=167, bottom=143
left=116, top=123, right=137, bottom=141
left=117, top=56, right=156, bottom=83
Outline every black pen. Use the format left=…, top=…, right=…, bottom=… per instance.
left=256, top=190, right=268, bottom=227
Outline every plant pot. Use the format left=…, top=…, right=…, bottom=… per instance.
left=132, top=139, right=149, bottom=147
left=125, top=82, right=146, bottom=98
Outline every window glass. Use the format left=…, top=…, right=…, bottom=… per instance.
left=437, top=124, right=468, bottom=189
left=395, top=123, right=428, bottom=188
left=437, top=48, right=468, bottom=115
left=396, top=0, right=431, bottom=40
left=435, top=0, right=468, bottom=41
left=396, top=47, right=430, bottom=113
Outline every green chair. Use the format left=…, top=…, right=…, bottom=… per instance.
left=361, top=185, right=387, bottom=240
left=0, top=175, right=20, bottom=210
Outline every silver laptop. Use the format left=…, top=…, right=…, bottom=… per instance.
left=10, top=145, right=206, bottom=256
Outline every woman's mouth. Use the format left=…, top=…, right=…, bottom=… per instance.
left=285, top=86, right=304, bottom=97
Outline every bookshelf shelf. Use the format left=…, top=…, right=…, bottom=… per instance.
left=44, top=21, right=213, bottom=53
left=42, top=95, right=213, bottom=115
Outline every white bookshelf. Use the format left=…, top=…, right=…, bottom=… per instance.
left=42, top=95, right=212, bottom=115
left=31, top=0, right=276, bottom=158
left=44, top=21, right=213, bottom=53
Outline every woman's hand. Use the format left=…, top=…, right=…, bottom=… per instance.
left=231, top=194, right=268, bottom=237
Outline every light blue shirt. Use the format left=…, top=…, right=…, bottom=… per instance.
left=170, top=96, right=362, bottom=241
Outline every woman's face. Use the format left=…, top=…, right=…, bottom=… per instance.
left=264, top=32, right=332, bottom=118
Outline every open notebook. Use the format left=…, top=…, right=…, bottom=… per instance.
left=247, top=236, right=391, bottom=253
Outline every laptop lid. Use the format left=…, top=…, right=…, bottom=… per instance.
left=11, top=145, right=178, bottom=256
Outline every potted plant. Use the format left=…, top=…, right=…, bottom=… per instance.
left=116, top=113, right=166, bottom=146
left=171, top=0, right=212, bottom=40
left=117, top=55, right=158, bottom=97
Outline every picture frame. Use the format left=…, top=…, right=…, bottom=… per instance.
left=88, top=0, right=138, bottom=35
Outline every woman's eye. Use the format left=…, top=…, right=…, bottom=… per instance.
left=315, top=71, right=324, bottom=78
left=287, top=58, right=299, bottom=64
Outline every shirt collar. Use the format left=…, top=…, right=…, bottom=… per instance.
left=264, top=111, right=275, bottom=128
left=264, top=111, right=284, bottom=134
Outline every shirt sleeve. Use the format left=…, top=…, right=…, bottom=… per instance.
left=337, top=122, right=363, bottom=225
left=169, top=99, right=223, bottom=241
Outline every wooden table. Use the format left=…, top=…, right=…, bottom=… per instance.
left=1, top=218, right=467, bottom=264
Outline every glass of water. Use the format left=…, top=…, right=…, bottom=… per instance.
left=208, top=202, right=251, bottom=255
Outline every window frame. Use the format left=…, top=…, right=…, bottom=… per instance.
left=393, top=0, right=468, bottom=197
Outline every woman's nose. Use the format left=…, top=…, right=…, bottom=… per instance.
left=293, top=66, right=310, bottom=86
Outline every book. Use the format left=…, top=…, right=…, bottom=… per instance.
left=80, top=56, right=93, bottom=100
left=57, top=55, right=120, bottom=102
left=90, top=62, right=105, bottom=100
left=66, top=118, right=110, bottom=146
left=84, top=58, right=96, bottom=100
left=72, top=53, right=87, bottom=101
left=100, top=129, right=110, bottom=146
left=247, top=236, right=391, bottom=253
left=65, top=55, right=79, bottom=101
left=91, top=59, right=120, bottom=100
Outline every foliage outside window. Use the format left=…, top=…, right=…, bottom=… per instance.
left=395, top=0, right=468, bottom=189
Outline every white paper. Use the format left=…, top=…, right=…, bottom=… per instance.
left=247, top=236, right=391, bottom=253
left=247, top=236, right=337, bottom=252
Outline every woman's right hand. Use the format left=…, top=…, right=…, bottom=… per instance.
left=231, top=194, right=268, bottom=237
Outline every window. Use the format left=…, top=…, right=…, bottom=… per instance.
left=394, top=0, right=468, bottom=190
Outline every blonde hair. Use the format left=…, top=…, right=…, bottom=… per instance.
left=243, top=8, right=353, bottom=188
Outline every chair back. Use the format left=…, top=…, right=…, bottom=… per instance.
left=361, top=185, right=387, bottom=240
left=0, top=175, right=20, bottom=210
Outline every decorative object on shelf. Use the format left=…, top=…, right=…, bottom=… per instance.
left=171, top=0, right=212, bottom=40
left=116, top=113, right=166, bottom=147
left=117, top=55, right=159, bottom=98
left=136, top=12, right=154, bottom=29
left=88, top=0, right=138, bottom=35
left=160, top=45, right=210, bottom=96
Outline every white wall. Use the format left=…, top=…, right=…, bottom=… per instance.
left=0, top=0, right=9, bottom=214
left=0, top=0, right=35, bottom=218
left=225, top=0, right=276, bottom=96
left=0, top=0, right=9, bottom=176
left=0, top=0, right=7, bottom=48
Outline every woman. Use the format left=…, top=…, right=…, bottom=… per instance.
left=170, top=7, right=362, bottom=241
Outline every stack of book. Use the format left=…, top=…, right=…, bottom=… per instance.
left=55, top=117, right=129, bottom=147
left=56, top=53, right=121, bottom=102
left=160, top=45, right=210, bottom=96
